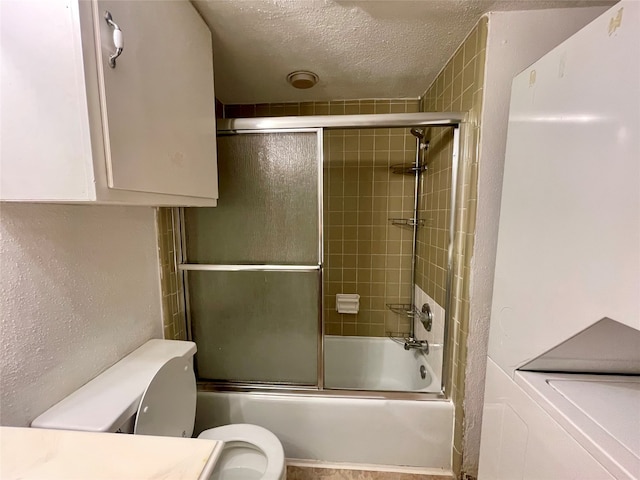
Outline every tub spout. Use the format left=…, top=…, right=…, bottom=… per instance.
left=404, top=338, right=429, bottom=353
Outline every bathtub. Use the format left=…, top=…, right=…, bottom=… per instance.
left=194, top=335, right=453, bottom=470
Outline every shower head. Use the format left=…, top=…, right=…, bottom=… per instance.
left=410, top=128, right=426, bottom=139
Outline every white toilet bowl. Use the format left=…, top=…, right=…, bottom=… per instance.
left=198, top=424, right=286, bottom=480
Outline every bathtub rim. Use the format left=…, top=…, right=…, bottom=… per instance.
left=197, top=382, right=447, bottom=401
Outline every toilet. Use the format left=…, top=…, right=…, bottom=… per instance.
left=31, top=339, right=286, bottom=480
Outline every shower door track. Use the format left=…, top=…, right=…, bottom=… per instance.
left=197, top=382, right=448, bottom=402
left=178, top=113, right=465, bottom=398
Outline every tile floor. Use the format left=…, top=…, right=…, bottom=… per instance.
left=287, top=465, right=454, bottom=479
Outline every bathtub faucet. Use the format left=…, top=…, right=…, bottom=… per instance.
left=404, top=338, right=429, bottom=353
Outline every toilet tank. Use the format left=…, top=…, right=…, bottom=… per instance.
left=31, top=339, right=197, bottom=433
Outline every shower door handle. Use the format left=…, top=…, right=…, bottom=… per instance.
left=104, top=11, right=124, bottom=68
left=179, top=264, right=321, bottom=273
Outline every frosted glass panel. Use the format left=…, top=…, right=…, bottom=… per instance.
left=185, top=133, right=319, bottom=264
left=189, top=271, right=319, bottom=384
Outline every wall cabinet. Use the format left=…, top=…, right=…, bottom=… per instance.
left=1, top=0, right=218, bottom=206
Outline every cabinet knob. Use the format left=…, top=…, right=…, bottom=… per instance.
left=104, top=11, right=123, bottom=68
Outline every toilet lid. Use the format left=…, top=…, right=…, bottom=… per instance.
left=134, top=356, right=196, bottom=438
left=198, top=424, right=285, bottom=480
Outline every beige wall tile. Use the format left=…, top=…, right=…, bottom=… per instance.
left=222, top=100, right=418, bottom=339
left=156, top=207, right=186, bottom=341
left=417, top=17, right=487, bottom=479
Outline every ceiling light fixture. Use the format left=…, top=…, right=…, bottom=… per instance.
left=286, top=71, right=319, bottom=89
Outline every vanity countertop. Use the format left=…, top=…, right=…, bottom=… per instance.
left=0, top=426, right=224, bottom=480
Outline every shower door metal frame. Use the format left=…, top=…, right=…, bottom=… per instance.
left=177, top=112, right=465, bottom=401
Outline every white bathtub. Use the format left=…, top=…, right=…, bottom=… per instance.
left=194, top=336, right=453, bottom=470
left=324, top=335, right=441, bottom=392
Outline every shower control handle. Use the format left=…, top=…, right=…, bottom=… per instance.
left=421, top=303, right=433, bottom=332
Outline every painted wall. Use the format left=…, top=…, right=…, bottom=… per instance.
left=464, top=6, right=610, bottom=476
left=0, top=204, right=163, bottom=427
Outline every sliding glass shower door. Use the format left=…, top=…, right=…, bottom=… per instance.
left=183, top=131, right=322, bottom=385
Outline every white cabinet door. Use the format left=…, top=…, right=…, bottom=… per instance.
left=94, top=0, right=218, bottom=199
left=0, top=0, right=95, bottom=202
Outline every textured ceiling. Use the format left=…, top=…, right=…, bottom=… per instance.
left=193, top=0, right=614, bottom=104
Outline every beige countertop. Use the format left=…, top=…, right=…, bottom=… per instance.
left=0, top=427, right=223, bottom=480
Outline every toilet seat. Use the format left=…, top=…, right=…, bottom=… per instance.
left=198, top=424, right=285, bottom=480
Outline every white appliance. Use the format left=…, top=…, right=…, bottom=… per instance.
left=479, top=2, right=639, bottom=479
left=31, top=339, right=286, bottom=480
